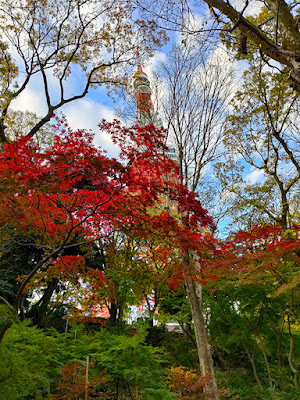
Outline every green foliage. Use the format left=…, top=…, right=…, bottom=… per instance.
left=1, top=291, right=299, bottom=399
left=62, top=326, right=176, bottom=399
left=158, top=294, right=199, bottom=368
left=217, top=61, right=300, bottom=232
left=83, top=329, right=173, bottom=400
left=161, top=330, right=199, bottom=369
left=218, top=370, right=300, bottom=400
left=0, top=320, right=63, bottom=399
left=0, top=235, right=44, bottom=304
left=0, top=304, right=18, bottom=330
left=206, top=281, right=300, bottom=391
left=0, top=320, right=174, bottom=399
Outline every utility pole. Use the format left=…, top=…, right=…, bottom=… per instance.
left=85, top=356, right=89, bottom=400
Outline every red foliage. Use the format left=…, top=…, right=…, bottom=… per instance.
left=167, top=366, right=227, bottom=400
left=47, top=360, right=109, bottom=400
left=0, top=118, right=217, bottom=313
left=212, top=224, right=300, bottom=291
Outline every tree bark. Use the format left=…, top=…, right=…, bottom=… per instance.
left=244, top=348, right=264, bottom=391
left=0, top=296, right=19, bottom=343
left=185, top=273, right=219, bottom=399
left=26, top=278, right=58, bottom=327
left=0, top=321, right=12, bottom=343
left=287, top=305, right=299, bottom=389
left=109, top=301, right=118, bottom=325
left=257, top=335, right=273, bottom=388
left=202, top=0, right=300, bottom=91
left=271, top=306, right=288, bottom=387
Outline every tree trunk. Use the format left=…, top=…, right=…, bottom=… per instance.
left=287, top=309, right=299, bottom=389
left=244, top=348, right=264, bottom=391
left=0, top=321, right=12, bottom=343
left=26, top=278, right=58, bottom=327
left=109, top=301, right=118, bottom=325
left=0, top=296, right=19, bottom=343
left=259, top=337, right=273, bottom=388
left=185, top=273, right=219, bottom=399
left=256, top=334, right=273, bottom=388
left=271, top=305, right=288, bottom=387
left=0, top=119, right=8, bottom=145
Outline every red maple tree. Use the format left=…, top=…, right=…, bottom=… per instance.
left=213, top=224, right=300, bottom=293
left=0, top=118, right=215, bottom=339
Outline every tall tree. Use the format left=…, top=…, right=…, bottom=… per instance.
left=159, top=42, right=234, bottom=222
left=215, top=61, right=300, bottom=232
left=0, top=0, right=167, bottom=144
left=199, top=0, right=300, bottom=91
left=153, top=41, right=234, bottom=399
left=211, top=59, right=300, bottom=390
left=212, top=224, right=300, bottom=389
left=135, top=0, right=300, bottom=91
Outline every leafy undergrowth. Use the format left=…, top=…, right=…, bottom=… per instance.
left=0, top=319, right=299, bottom=400
left=216, top=370, right=299, bottom=400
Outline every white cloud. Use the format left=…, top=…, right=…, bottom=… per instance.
left=11, top=65, right=85, bottom=116
left=62, top=99, right=120, bottom=155
left=144, top=51, right=167, bottom=78
left=231, top=0, right=263, bottom=17
left=207, top=46, right=232, bottom=66
left=10, top=72, right=121, bottom=156
left=184, top=11, right=205, bottom=33
left=11, top=85, right=48, bottom=115
left=245, top=168, right=265, bottom=184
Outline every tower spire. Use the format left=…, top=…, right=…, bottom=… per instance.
left=132, top=52, right=156, bottom=127
left=136, top=50, right=143, bottom=74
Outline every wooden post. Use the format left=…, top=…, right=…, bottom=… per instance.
left=85, top=356, right=89, bottom=400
